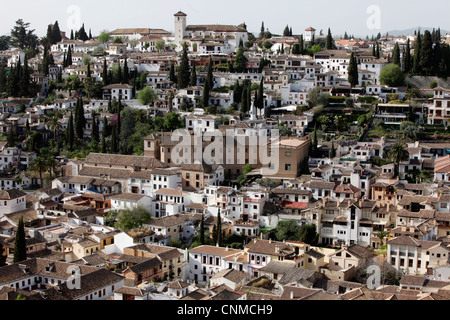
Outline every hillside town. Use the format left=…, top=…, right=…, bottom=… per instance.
left=1, top=10, right=450, bottom=302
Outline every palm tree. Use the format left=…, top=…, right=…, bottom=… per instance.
left=47, top=115, right=61, bottom=141
left=30, top=156, right=48, bottom=188
left=376, top=230, right=389, bottom=248
left=388, top=142, right=409, bottom=178
left=45, top=155, right=57, bottom=180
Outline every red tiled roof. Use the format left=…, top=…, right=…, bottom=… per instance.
left=281, top=201, right=308, bottom=210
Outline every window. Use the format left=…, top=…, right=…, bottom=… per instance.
left=285, top=164, right=292, bottom=171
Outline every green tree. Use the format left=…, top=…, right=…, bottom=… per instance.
left=199, top=213, right=205, bottom=245
left=30, top=156, right=48, bottom=188
left=413, top=30, right=422, bottom=75
left=66, top=111, right=75, bottom=151
left=348, top=52, right=359, bottom=88
left=388, top=142, right=410, bottom=178
left=420, top=30, right=434, bottom=76
left=13, top=217, right=27, bottom=263
left=137, top=86, right=157, bottom=106
left=190, top=63, right=197, bottom=87
left=298, top=224, right=319, bottom=245
left=98, top=31, right=111, bottom=44
left=155, top=39, right=165, bottom=52
left=403, top=38, right=412, bottom=74
left=114, top=207, right=152, bottom=231
left=10, top=19, right=38, bottom=53
left=392, top=42, right=401, bottom=66
left=177, top=43, right=190, bottom=89
left=275, top=220, right=300, bottom=242
left=380, top=64, right=405, bottom=87
left=216, top=209, right=222, bottom=247
left=202, top=79, right=210, bottom=108
left=326, top=28, right=335, bottom=50
left=233, top=47, right=248, bottom=73
left=206, top=57, right=214, bottom=91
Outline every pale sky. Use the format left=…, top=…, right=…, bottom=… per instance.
left=1, top=0, right=449, bottom=38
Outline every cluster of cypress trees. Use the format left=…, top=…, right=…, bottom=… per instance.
left=46, top=21, right=62, bottom=45
left=3, top=56, right=31, bottom=97
left=408, top=29, right=450, bottom=78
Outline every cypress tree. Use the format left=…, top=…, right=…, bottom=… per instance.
left=241, top=85, right=248, bottom=113
left=433, top=41, right=441, bottom=76
left=413, top=30, right=422, bottom=75
left=13, top=217, right=27, bottom=263
left=376, top=42, right=380, bottom=58
left=86, top=62, right=91, bottom=78
left=403, top=39, right=412, bottom=74
left=299, top=35, right=304, bottom=54
left=190, top=63, right=197, bottom=87
left=169, top=63, right=176, bottom=83
left=348, top=52, right=359, bottom=88
left=233, top=47, right=248, bottom=73
left=75, top=98, right=86, bottom=139
left=103, top=58, right=108, bottom=85
left=330, top=141, right=336, bottom=158
left=46, top=25, right=54, bottom=45
left=372, top=43, right=376, bottom=57
left=216, top=209, right=222, bottom=247
left=101, top=129, right=107, bottom=153
left=70, top=30, right=74, bottom=40
left=202, top=79, right=210, bottom=108
left=19, top=56, right=30, bottom=97
left=52, top=21, right=62, bottom=44
left=312, top=123, right=318, bottom=157
left=0, top=63, right=6, bottom=93
left=67, top=111, right=75, bottom=151
left=420, top=30, right=434, bottom=76
left=111, top=124, right=118, bottom=153
left=123, top=58, right=129, bottom=83
left=206, top=57, right=214, bottom=91
left=326, top=28, right=334, bottom=50
left=246, top=85, right=251, bottom=113
left=233, top=80, right=242, bottom=105
left=91, top=111, right=99, bottom=142
left=199, top=213, right=205, bottom=245
left=393, top=42, right=401, bottom=66
left=177, top=43, right=190, bottom=89
left=66, top=46, right=72, bottom=67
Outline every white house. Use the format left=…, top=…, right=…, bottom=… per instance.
left=0, top=189, right=27, bottom=218
left=109, top=193, right=152, bottom=212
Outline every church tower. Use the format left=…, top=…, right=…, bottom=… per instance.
left=174, top=11, right=187, bottom=44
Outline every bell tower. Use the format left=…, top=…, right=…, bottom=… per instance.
left=174, top=11, right=187, bottom=44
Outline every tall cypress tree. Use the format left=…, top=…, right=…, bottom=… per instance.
left=0, top=63, right=6, bottom=93
left=13, top=217, right=27, bottom=263
left=123, top=58, right=129, bottom=83
left=393, top=42, right=401, bottom=66
left=348, top=52, right=359, bottom=88
left=66, top=46, right=72, bottom=67
left=169, top=63, right=176, bottom=83
left=299, top=35, right=304, bottom=55
left=19, top=56, right=30, bottom=97
left=199, top=213, right=205, bottom=245
left=177, top=43, right=190, bottom=89
left=67, top=112, right=74, bottom=151
left=91, top=111, right=99, bottom=142
left=52, top=21, right=62, bottom=44
left=326, top=28, right=335, bottom=50
left=190, top=63, right=197, bottom=87
left=403, top=39, right=412, bottom=74
left=216, top=209, right=222, bottom=247
left=75, top=98, right=86, bottom=139
left=103, top=58, right=108, bottom=85
left=202, top=79, right=210, bottom=108
left=413, top=30, right=422, bottom=75
left=206, top=57, right=214, bottom=91
left=420, top=30, right=434, bottom=76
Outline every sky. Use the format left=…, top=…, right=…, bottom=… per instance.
left=1, top=0, right=449, bottom=38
